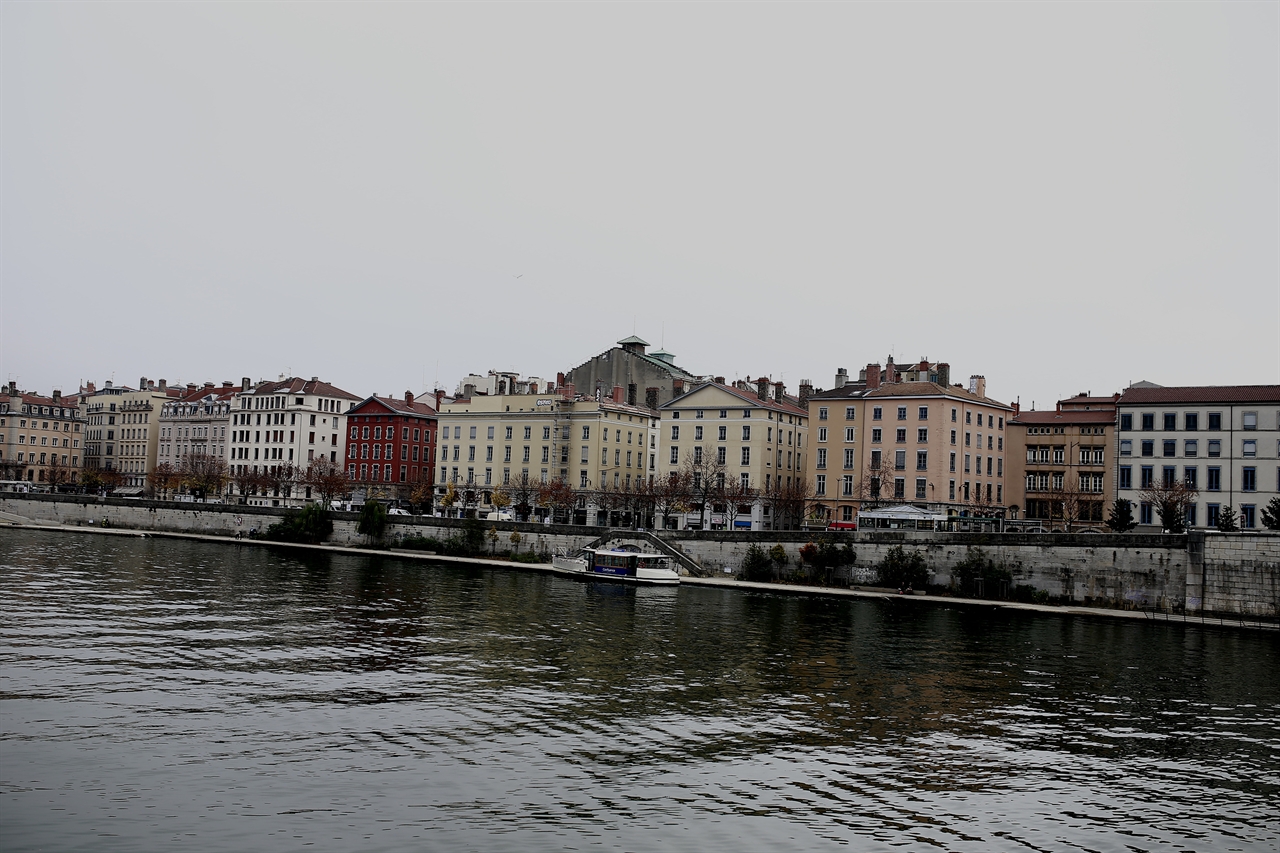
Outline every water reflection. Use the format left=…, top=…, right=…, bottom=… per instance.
left=1, top=529, right=1277, bottom=852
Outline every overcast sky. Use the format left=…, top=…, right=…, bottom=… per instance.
left=3, top=2, right=1276, bottom=409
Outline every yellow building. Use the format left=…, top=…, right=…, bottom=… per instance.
left=436, top=389, right=658, bottom=524
left=658, top=378, right=809, bottom=530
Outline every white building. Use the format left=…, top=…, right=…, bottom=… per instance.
left=1115, top=384, right=1279, bottom=530
left=228, top=376, right=362, bottom=507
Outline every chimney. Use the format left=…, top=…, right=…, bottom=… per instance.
left=715, top=376, right=725, bottom=385
left=612, top=385, right=624, bottom=404
left=773, top=382, right=785, bottom=403
left=756, top=377, right=768, bottom=400
left=673, top=379, right=685, bottom=398
left=463, top=383, right=476, bottom=398
left=434, top=389, right=445, bottom=410
left=529, top=382, right=539, bottom=394
left=866, top=364, right=881, bottom=390
left=557, top=372, right=566, bottom=387
left=969, top=375, right=986, bottom=398
left=937, top=363, right=950, bottom=387
left=405, top=390, right=414, bottom=406
left=627, top=383, right=637, bottom=406
left=834, top=368, right=848, bottom=388
left=242, top=377, right=251, bottom=392
left=158, top=379, right=167, bottom=391
left=187, top=383, right=197, bottom=394
left=7, top=380, right=15, bottom=395
left=646, top=387, right=660, bottom=409
left=52, top=389, right=61, bottom=403
left=85, top=381, right=95, bottom=393
left=139, top=376, right=148, bottom=390
left=799, top=380, right=812, bottom=407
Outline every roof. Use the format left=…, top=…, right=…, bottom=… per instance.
left=244, top=377, right=361, bottom=400
left=863, top=381, right=1011, bottom=409
left=350, top=394, right=438, bottom=418
left=1011, top=410, right=1114, bottom=425
left=1117, top=385, right=1280, bottom=405
left=617, top=335, right=649, bottom=346
left=660, top=380, right=808, bottom=417
left=809, top=384, right=871, bottom=401
left=858, top=504, right=948, bottom=521
left=175, top=385, right=237, bottom=404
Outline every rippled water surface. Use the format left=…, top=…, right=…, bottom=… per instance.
left=2, top=529, right=1278, bottom=852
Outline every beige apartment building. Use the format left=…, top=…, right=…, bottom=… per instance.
left=1005, top=393, right=1118, bottom=530
left=658, top=378, right=808, bottom=530
left=156, top=382, right=239, bottom=491
left=0, top=382, right=84, bottom=486
left=81, top=378, right=183, bottom=493
left=805, top=362, right=1013, bottom=526
left=436, top=387, right=659, bottom=524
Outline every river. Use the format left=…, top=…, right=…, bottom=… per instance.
left=2, top=529, right=1277, bottom=851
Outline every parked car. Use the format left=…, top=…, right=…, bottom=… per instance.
left=387, top=507, right=411, bottom=516
left=484, top=510, right=514, bottom=522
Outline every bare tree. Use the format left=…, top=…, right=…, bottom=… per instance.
left=1140, top=479, right=1198, bottom=533
left=678, top=450, right=725, bottom=529
left=149, top=462, right=181, bottom=499
left=652, top=470, right=692, bottom=529
left=44, top=454, right=73, bottom=491
left=232, top=466, right=265, bottom=501
left=509, top=471, right=539, bottom=522
left=305, top=457, right=350, bottom=505
left=719, top=475, right=758, bottom=530
left=181, top=453, right=228, bottom=501
left=765, top=476, right=819, bottom=531
left=537, top=477, right=577, bottom=524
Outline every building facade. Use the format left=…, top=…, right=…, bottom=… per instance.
left=345, top=392, right=438, bottom=502
left=658, top=378, right=808, bottom=530
left=1115, top=384, right=1280, bottom=530
left=157, top=383, right=237, bottom=475
left=0, top=382, right=84, bottom=486
left=80, top=378, right=182, bottom=493
left=1006, top=393, right=1119, bottom=530
left=436, top=387, right=659, bottom=524
left=228, top=376, right=361, bottom=507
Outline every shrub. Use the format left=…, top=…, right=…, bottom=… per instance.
left=740, top=544, right=773, bottom=582
left=265, top=503, right=333, bottom=544
left=461, top=518, right=486, bottom=555
left=510, top=551, right=543, bottom=564
left=877, top=545, right=929, bottom=590
left=1012, top=584, right=1052, bottom=605
left=768, top=544, right=789, bottom=567
left=357, top=501, right=388, bottom=542
left=799, top=537, right=856, bottom=586
left=951, top=547, right=1012, bottom=597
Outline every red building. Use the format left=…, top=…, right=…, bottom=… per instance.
left=345, top=391, right=438, bottom=501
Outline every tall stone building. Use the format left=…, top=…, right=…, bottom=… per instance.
left=562, top=336, right=702, bottom=409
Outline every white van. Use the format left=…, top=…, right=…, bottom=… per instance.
left=484, top=510, right=514, bottom=522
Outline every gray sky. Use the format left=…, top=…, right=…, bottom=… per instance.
left=3, top=2, right=1277, bottom=408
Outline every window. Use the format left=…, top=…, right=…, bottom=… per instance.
left=1140, top=466, right=1154, bottom=488
left=871, top=428, right=881, bottom=443
left=505, top=426, right=513, bottom=440
left=1243, top=440, right=1257, bottom=457
left=695, top=426, right=703, bottom=441
left=1184, top=466, right=1197, bottom=488
left=897, top=406, right=907, bottom=420
left=1207, top=467, right=1221, bottom=491
left=1208, top=440, right=1221, bottom=457
left=1163, top=440, right=1176, bottom=457
left=949, top=480, right=956, bottom=500
left=524, top=426, right=532, bottom=440
left=951, top=408, right=957, bottom=423
left=870, top=449, right=882, bottom=470
left=816, top=448, right=827, bottom=469
left=917, top=428, right=928, bottom=443
left=1241, top=505, right=1256, bottom=528
left=1120, top=413, right=1133, bottom=431
left=718, top=426, right=727, bottom=441
left=950, top=430, right=957, bottom=445
left=1184, top=440, right=1198, bottom=457
left=949, top=452, right=956, bottom=473
left=1140, top=502, right=1153, bottom=525
left=916, top=478, right=927, bottom=499
left=895, top=428, right=906, bottom=443
left=670, top=425, right=680, bottom=441
left=1141, top=440, right=1154, bottom=457
left=916, top=451, right=928, bottom=471
left=919, top=406, right=928, bottom=420
left=894, top=478, right=905, bottom=499
left=719, top=410, right=727, bottom=419
left=1163, top=413, right=1176, bottom=431
left=1185, top=413, right=1198, bottom=431
left=1119, top=466, right=1132, bottom=489
left=741, top=447, right=750, bottom=465
left=1141, top=413, right=1154, bottom=431
left=816, top=474, right=826, bottom=495
left=670, top=447, right=679, bottom=464
left=1243, top=412, right=1257, bottom=430
left=1207, top=412, right=1221, bottom=431
left=893, top=450, right=906, bottom=470
left=966, top=411, right=972, bottom=425
left=696, top=410, right=704, bottom=419
left=1162, top=466, right=1176, bottom=487
left=843, top=475, right=856, bottom=497
left=1242, top=467, right=1257, bottom=492
left=717, top=447, right=727, bottom=465
left=743, top=426, right=751, bottom=441
left=964, top=454, right=971, bottom=473
left=817, top=407, right=828, bottom=421
left=845, top=448, right=857, bottom=469
left=1207, top=504, right=1221, bottom=527
left=965, top=432, right=971, bottom=447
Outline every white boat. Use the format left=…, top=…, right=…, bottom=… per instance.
left=550, top=547, right=681, bottom=585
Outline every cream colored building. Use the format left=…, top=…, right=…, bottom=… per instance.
left=157, top=382, right=238, bottom=489
left=0, top=382, right=84, bottom=486
left=81, top=377, right=182, bottom=493
left=658, top=379, right=809, bottom=530
left=436, top=389, right=659, bottom=524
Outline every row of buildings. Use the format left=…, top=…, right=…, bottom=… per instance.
left=2, top=336, right=1277, bottom=531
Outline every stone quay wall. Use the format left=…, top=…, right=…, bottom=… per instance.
left=2, top=494, right=1276, bottom=619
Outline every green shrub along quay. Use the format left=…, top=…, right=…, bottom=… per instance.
left=1, top=493, right=1277, bottom=624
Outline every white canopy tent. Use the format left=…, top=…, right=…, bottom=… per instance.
left=856, top=504, right=949, bottom=530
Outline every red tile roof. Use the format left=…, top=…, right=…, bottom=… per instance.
left=245, top=377, right=361, bottom=400
left=350, top=395, right=438, bottom=417
left=1011, top=410, right=1115, bottom=425
left=863, top=381, right=1011, bottom=409
left=666, top=381, right=808, bottom=416
left=1118, top=385, right=1280, bottom=405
